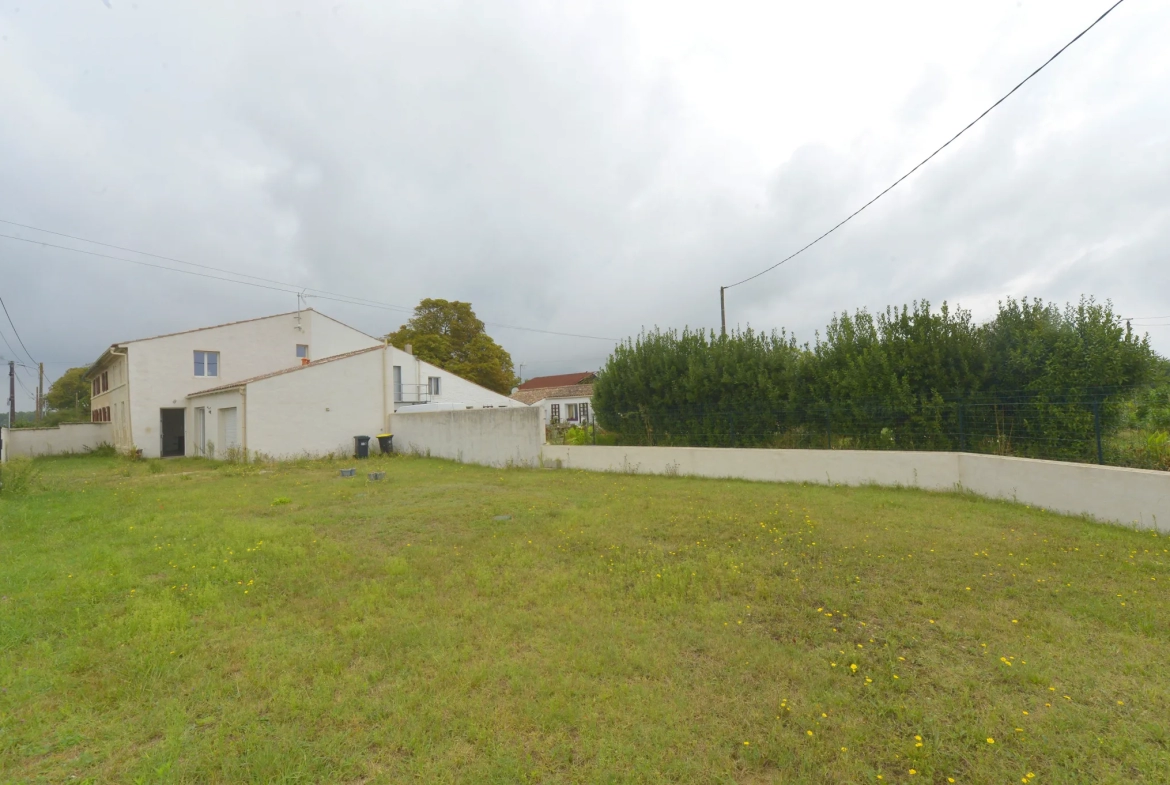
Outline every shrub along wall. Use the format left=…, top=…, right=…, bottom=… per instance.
left=592, top=297, right=1165, bottom=465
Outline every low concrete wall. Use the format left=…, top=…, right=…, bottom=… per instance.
left=1, top=423, right=113, bottom=461
left=542, top=445, right=1169, bottom=531
left=956, top=453, right=1167, bottom=531
left=393, top=407, right=543, bottom=468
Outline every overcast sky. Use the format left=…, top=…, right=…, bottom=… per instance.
left=2, top=0, right=1168, bottom=407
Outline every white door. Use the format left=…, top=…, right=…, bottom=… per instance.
left=220, top=407, right=238, bottom=451
left=194, top=408, right=206, bottom=456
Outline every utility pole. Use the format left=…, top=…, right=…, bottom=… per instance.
left=36, top=362, right=44, bottom=422
left=720, top=286, right=726, bottom=337
left=8, top=361, right=14, bottom=428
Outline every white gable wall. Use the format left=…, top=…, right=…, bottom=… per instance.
left=305, top=311, right=383, bottom=360
left=240, top=349, right=385, bottom=459
left=386, top=346, right=525, bottom=411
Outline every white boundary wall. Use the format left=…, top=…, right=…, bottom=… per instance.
left=542, top=445, right=1170, bottom=531
left=1, top=423, right=113, bottom=461
left=393, top=407, right=543, bottom=467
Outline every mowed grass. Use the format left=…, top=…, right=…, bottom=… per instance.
left=1, top=455, right=1168, bottom=784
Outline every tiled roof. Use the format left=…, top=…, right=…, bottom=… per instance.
left=188, top=345, right=383, bottom=397
left=516, top=372, right=596, bottom=390
left=510, top=383, right=593, bottom=405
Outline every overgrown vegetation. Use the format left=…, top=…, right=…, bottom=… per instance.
left=594, top=297, right=1165, bottom=467
left=2, top=455, right=1168, bottom=782
left=0, top=456, right=40, bottom=495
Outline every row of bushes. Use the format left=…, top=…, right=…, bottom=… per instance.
left=592, top=297, right=1168, bottom=465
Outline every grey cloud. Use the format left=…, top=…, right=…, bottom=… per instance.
left=1, top=0, right=1168, bottom=411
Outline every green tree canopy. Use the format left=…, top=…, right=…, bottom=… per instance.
left=386, top=299, right=517, bottom=395
left=45, top=366, right=92, bottom=415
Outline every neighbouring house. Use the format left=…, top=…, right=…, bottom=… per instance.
left=511, top=372, right=596, bottom=426
left=186, top=342, right=524, bottom=460
left=84, top=307, right=523, bottom=460
left=86, top=309, right=383, bottom=458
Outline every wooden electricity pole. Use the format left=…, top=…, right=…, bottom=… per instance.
left=36, top=362, right=44, bottom=422
left=720, top=286, right=726, bottom=337
left=7, top=361, right=14, bottom=428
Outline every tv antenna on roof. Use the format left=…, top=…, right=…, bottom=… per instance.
left=295, top=290, right=310, bottom=331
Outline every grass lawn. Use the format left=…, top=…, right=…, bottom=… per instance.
left=1, top=454, right=1168, bottom=783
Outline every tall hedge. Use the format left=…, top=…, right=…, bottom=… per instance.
left=592, top=297, right=1157, bottom=458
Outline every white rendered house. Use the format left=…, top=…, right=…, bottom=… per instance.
left=86, top=309, right=382, bottom=458
left=186, top=343, right=524, bottom=460
left=510, top=372, right=595, bottom=426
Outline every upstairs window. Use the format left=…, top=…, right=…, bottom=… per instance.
left=428, top=376, right=441, bottom=396
left=194, top=350, right=219, bottom=377
left=101, top=371, right=109, bottom=392
left=296, top=344, right=309, bottom=359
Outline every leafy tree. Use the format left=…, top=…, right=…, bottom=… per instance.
left=45, top=366, right=92, bottom=418
left=386, top=299, right=517, bottom=395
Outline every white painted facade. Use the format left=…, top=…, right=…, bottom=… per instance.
left=535, top=395, right=593, bottom=426
left=186, top=345, right=525, bottom=460
left=87, top=310, right=382, bottom=458
left=242, top=348, right=385, bottom=459
left=388, top=346, right=524, bottom=411
left=90, top=352, right=132, bottom=448
left=187, top=389, right=245, bottom=459
left=511, top=383, right=594, bottom=426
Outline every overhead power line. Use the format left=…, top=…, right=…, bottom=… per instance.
left=0, top=324, right=24, bottom=363
left=722, top=0, right=1128, bottom=292
left=0, top=292, right=37, bottom=365
left=13, top=365, right=35, bottom=399
left=0, top=218, right=401, bottom=311
left=0, top=229, right=619, bottom=342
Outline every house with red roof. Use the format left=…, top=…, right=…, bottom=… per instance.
left=511, top=372, right=596, bottom=426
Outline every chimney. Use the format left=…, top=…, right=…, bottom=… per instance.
left=404, top=343, right=413, bottom=355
